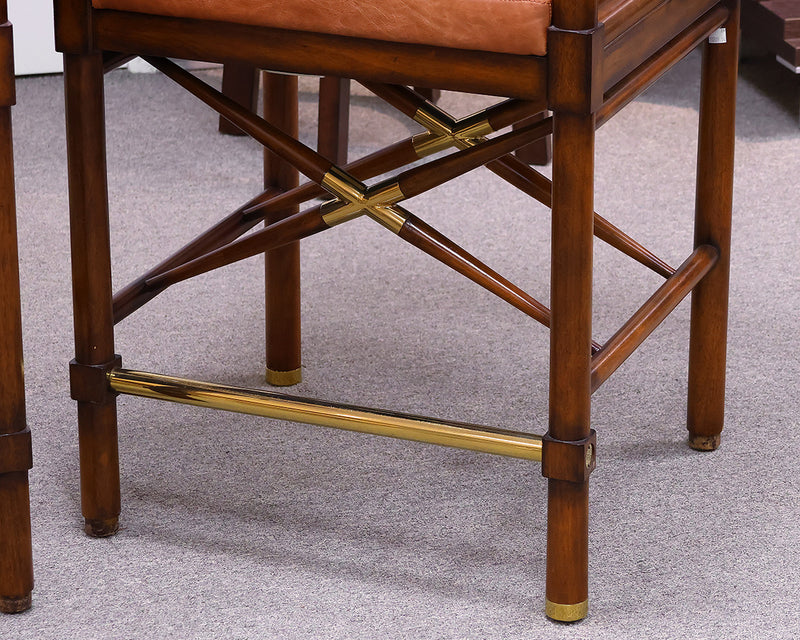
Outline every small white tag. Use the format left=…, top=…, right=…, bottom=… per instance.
left=709, top=28, right=727, bottom=45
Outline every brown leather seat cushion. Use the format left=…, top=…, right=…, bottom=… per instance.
left=91, top=0, right=552, bottom=56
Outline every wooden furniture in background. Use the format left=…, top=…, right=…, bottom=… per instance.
left=742, top=0, right=800, bottom=71
left=54, top=0, right=740, bottom=623
left=0, top=0, right=34, bottom=615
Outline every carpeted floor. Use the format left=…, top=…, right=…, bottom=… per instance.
left=3, top=49, right=799, bottom=639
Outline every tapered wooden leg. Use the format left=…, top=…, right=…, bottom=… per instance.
left=64, top=53, right=121, bottom=536
left=545, top=112, right=595, bottom=622
left=0, top=89, right=34, bottom=613
left=263, top=72, right=302, bottom=386
left=225, top=72, right=351, bottom=165
left=218, top=63, right=259, bottom=135
left=317, top=77, right=350, bottom=164
left=687, top=7, right=739, bottom=451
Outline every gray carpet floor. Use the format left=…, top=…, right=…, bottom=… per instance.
left=3, top=49, right=799, bottom=639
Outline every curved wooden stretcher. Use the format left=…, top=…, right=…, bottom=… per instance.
left=54, top=0, right=740, bottom=622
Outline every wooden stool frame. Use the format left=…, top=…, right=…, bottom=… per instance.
left=55, top=0, right=740, bottom=622
left=0, top=2, right=34, bottom=614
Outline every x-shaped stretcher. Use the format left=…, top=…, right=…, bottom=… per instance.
left=107, top=57, right=718, bottom=456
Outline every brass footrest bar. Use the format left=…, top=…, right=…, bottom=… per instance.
left=108, top=369, right=543, bottom=461
left=591, top=244, right=719, bottom=392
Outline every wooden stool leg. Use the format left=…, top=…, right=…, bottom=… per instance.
left=64, top=53, right=121, bottom=537
left=0, top=91, right=34, bottom=613
left=219, top=63, right=259, bottom=135
left=687, top=7, right=740, bottom=451
left=317, top=77, right=350, bottom=164
left=545, top=112, right=594, bottom=622
left=263, top=72, right=302, bottom=386
left=0, top=474, right=32, bottom=613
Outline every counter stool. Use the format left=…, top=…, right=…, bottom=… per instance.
left=54, top=0, right=740, bottom=622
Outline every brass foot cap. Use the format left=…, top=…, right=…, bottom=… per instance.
left=84, top=516, right=119, bottom=538
left=546, top=598, right=588, bottom=623
left=0, top=593, right=32, bottom=614
left=266, top=367, right=302, bottom=387
left=688, top=433, right=721, bottom=451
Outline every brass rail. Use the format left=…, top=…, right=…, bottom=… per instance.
left=108, top=369, right=543, bottom=461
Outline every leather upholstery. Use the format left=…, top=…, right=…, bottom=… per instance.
left=91, top=0, right=552, bottom=56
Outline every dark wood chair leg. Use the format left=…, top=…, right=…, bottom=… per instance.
left=545, top=111, right=595, bottom=623
left=64, top=53, right=121, bottom=537
left=317, top=76, right=350, bottom=164
left=263, top=72, right=302, bottom=386
left=218, top=63, right=259, bottom=135
left=0, top=468, right=32, bottom=614
left=219, top=66, right=352, bottom=167
left=514, top=111, right=552, bottom=166
left=0, top=8, right=34, bottom=607
left=687, top=8, right=740, bottom=451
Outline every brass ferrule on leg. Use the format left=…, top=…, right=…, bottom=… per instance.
left=545, top=598, right=588, bottom=622
left=107, top=369, right=544, bottom=461
left=266, top=367, right=302, bottom=387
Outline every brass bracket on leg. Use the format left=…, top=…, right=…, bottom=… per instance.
left=541, top=430, right=596, bottom=483
left=69, top=355, right=123, bottom=405
left=0, top=427, right=32, bottom=475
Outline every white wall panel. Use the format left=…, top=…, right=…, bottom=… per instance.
left=8, top=1, right=63, bottom=76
